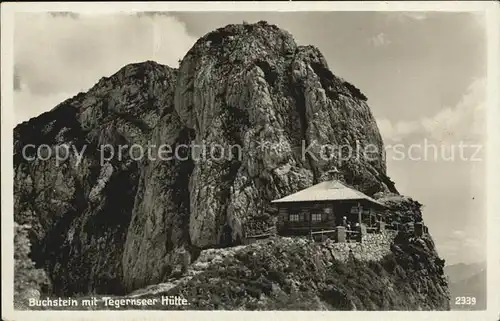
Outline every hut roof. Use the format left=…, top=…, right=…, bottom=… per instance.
left=271, top=180, right=386, bottom=207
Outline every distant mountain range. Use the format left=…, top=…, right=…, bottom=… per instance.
left=444, top=261, right=486, bottom=310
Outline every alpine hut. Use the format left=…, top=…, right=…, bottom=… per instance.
left=272, top=175, right=388, bottom=242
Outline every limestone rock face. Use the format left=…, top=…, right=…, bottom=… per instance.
left=121, top=110, right=195, bottom=291
left=175, top=21, right=397, bottom=249
left=14, top=22, right=424, bottom=298
left=14, top=61, right=180, bottom=295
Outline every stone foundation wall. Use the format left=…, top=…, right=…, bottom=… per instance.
left=321, top=231, right=396, bottom=263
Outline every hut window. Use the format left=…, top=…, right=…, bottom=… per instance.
left=323, top=207, right=333, bottom=220
left=311, top=213, right=322, bottom=222
left=289, top=214, right=299, bottom=222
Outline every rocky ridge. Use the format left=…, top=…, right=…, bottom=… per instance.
left=13, top=21, right=448, bottom=310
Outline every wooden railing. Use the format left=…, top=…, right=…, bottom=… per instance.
left=310, top=229, right=338, bottom=235
left=309, top=229, right=337, bottom=242
left=308, top=228, right=363, bottom=242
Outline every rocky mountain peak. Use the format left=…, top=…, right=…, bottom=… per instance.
left=12, top=22, right=445, bottom=310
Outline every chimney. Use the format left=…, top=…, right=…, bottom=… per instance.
left=326, top=167, right=342, bottom=181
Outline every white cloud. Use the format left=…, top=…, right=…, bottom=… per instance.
left=14, top=88, right=74, bottom=125
left=383, top=12, right=429, bottom=24
left=421, top=78, right=486, bottom=143
left=368, top=32, right=391, bottom=47
left=451, top=230, right=465, bottom=238
left=14, top=13, right=197, bottom=124
left=400, top=12, right=428, bottom=21
left=377, top=118, right=420, bottom=142
left=435, top=229, right=485, bottom=264
left=376, top=118, right=394, bottom=140
left=376, top=77, right=486, bottom=144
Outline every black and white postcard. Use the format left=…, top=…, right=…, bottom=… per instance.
left=2, top=2, right=499, bottom=321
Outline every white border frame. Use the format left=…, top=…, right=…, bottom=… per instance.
left=2, top=2, right=499, bottom=321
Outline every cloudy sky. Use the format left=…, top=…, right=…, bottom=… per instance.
left=13, top=11, right=487, bottom=265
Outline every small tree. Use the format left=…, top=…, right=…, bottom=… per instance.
left=14, top=222, right=49, bottom=309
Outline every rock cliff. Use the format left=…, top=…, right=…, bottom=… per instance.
left=13, top=21, right=447, bottom=309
